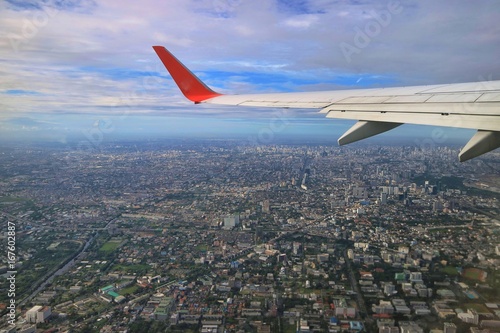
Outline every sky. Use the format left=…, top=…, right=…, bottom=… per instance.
left=1, top=0, right=499, bottom=146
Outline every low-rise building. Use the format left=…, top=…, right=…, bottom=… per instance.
left=25, top=305, right=51, bottom=323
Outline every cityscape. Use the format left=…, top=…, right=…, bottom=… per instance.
left=2, top=0, right=500, bottom=332
left=0, top=140, right=499, bottom=333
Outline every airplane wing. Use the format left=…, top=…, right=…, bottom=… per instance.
left=152, top=46, right=500, bottom=162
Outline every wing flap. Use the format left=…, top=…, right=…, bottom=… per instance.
left=325, top=110, right=498, bottom=131
left=324, top=101, right=499, bottom=115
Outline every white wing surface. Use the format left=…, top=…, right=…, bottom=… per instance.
left=153, top=46, right=500, bottom=161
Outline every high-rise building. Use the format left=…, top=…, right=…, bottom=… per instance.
left=384, top=283, right=396, bottom=296
left=262, top=200, right=270, bottom=213
left=293, top=242, right=302, bottom=255
left=223, top=215, right=240, bottom=229
left=380, top=193, right=388, bottom=205
left=399, top=321, right=423, bottom=333
left=382, top=186, right=395, bottom=195
left=379, top=326, right=399, bottom=333
left=353, top=186, right=367, bottom=199
left=458, top=309, right=479, bottom=325
left=443, top=322, right=456, bottom=333
left=410, top=272, right=423, bottom=282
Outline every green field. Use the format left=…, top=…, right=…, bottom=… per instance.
left=283, top=323, right=297, bottom=333
left=119, top=285, right=140, bottom=296
left=196, top=244, right=209, bottom=252
left=112, top=263, right=150, bottom=274
left=441, top=266, right=459, bottom=276
left=465, top=303, right=490, bottom=313
left=99, top=240, right=122, bottom=253
left=0, top=196, right=28, bottom=203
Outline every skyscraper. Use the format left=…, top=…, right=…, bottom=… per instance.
left=262, top=200, right=270, bottom=213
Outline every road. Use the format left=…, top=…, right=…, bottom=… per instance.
left=19, top=216, right=118, bottom=306
left=343, top=249, right=372, bottom=326
left=19, top=234, right=96, bottom=306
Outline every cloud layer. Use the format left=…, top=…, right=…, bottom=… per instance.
left=0, top=0, right=499, bottom=141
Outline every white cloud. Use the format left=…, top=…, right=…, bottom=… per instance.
left=0, top=0, right=499, bottom=122
left=283, top=15, right=319, bottom=28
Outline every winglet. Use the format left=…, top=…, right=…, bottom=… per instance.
left=152, top=46, right=222, bottom=103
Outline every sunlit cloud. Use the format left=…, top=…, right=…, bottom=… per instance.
left=0, top=0, right=499, bottom=142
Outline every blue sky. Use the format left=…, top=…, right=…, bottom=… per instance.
left=1, top=0, right=499, bottom=145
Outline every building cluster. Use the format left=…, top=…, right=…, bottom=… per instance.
left=0, top=142, right=498, bottom=332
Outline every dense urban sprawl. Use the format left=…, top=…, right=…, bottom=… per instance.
left=0, top=141, right=499, bottom=333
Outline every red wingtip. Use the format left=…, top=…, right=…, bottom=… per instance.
left=152, top=46, right=222, bottom=103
